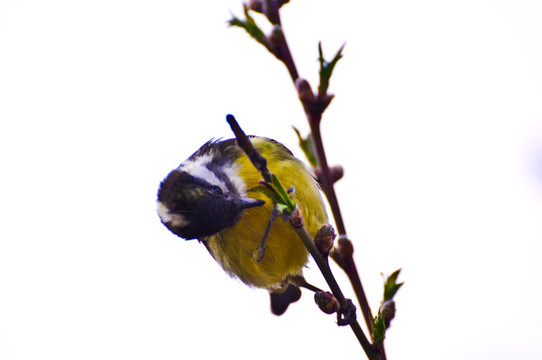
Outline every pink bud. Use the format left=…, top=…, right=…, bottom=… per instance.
left=314, top=224, right=336, bottom=255
left=295, top=78, right=315, bottom=103
left=314, top=291, right=340, bottom=314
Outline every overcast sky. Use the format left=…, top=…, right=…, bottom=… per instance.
left=1, top=1, right=542, bottom=359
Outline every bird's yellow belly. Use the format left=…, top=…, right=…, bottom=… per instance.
left=204, top=137, right=328, bottom=290
left=206, top=203, right=309, bottom=289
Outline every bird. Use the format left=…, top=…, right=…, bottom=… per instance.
left=156, top=136, right=328, bottom=314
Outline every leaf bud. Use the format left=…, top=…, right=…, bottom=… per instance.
left=314, top=291, right=340, bottom=314
left=330, top=165, right=344, bottom=183
left=248, top=0, right=264, bottom=13
left=314, top=224, right=336, bottom=256
left=336, top=236, right=354, bottom=258
left=295, top=78, right=315, bottom=103
left=379, top=300, right=396, bottom=329
left=267, top=25, right=286, bottom=53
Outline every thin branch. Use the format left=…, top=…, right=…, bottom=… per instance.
left=237, top=0, right=378, bottom=347
left=226, top=114, right=272, bottom=182
left=228, top=4, right=398, bottom=359
left=311, top=119, right=374, bottom=335
left=290, top=211, right=374, bottom=358
left=267, top=25, right=298, bottom=82
left=296, top=47, right=377, bottom=340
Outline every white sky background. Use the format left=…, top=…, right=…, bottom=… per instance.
left=1, top=0, right=542, bottom=359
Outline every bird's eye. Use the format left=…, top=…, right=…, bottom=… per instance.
left=208, top=185, right=223, bottom=195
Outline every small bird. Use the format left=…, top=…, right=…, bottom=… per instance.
left=157, top=136, right=328, bottom=314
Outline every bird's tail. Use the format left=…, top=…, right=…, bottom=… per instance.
left=269, top=284, right=302, bottom=315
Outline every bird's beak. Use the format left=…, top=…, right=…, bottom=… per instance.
left=239, top=197, right=265, bottom=209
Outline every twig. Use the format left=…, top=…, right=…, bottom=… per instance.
left=309, top=111, right=375, bottom=336
left=226, top=114, right=273, bottom=182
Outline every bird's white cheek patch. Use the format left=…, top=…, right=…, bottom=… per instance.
left=222, top=164, right=246, bottom=196
left=179, top=155, right=228, bottom=193
left=157, top=201, right=188, bottom=227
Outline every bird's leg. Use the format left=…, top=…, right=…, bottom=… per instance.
left=337, top=299, right=358, bottom=326
left=254, top=206, right=280, bottom=262
left=289, top=275, right=323, bottom=293
left=253, top=185, right=296, bottom=262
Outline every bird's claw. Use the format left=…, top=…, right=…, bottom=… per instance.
left=337, top=299, right=357, bottom=326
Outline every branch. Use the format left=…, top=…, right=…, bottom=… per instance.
left=297, top=43, right=377, bottom=339
left=226, top=114, right=375, bottom=359
left=227, top=4, right=406, bottom=359
left=231, top=0, right=376, bottom=345
left=226, top=114, right=272, bottom=183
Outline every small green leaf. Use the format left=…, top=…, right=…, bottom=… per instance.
left=292, top=126, right=318, bottom=168
left=270, top=174, right=295, bottom=212
left=275, top=202, right=290, bottom=215
left=247, top=184, right=280, bottom=203
left=372, top=311, right=387, bottom=345
left=318, top=42, right=345, bottom=96
left=249, top=174, right=296, bottom=215
left=383, top=268, right=404, bottom=302
left=228, top=4, right=268, bottom=46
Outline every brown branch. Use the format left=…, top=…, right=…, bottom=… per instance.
left=303, top=91, right=375, bottom=337
left=227, top=115, right=376, bottom=359
left=258, top=0, right=378, bottom=346
left=267, top=25, right=298, bottom=82
left=226, top=114, right=273, bottom=183
left=231, top=4, right=391, bottom=359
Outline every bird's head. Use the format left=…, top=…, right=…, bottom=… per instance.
left=157, top=155, right=264, bottom=240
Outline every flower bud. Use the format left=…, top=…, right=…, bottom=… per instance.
left=330, top=165, right=344, bottom=183
left=248, top=0, right=264, bottom=13
left=267, top=25, right=285, bottom=48
left=314, top=291, right=340, bottom=314
left=336, top=236, right=354, bottom=258
left=295, top=78, right=315, bottom=103
left=379, top=300, right=396, bottom=329
left=314, top=224, right=336, bottom=256
left=288, top=205, right=304, bottom=229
